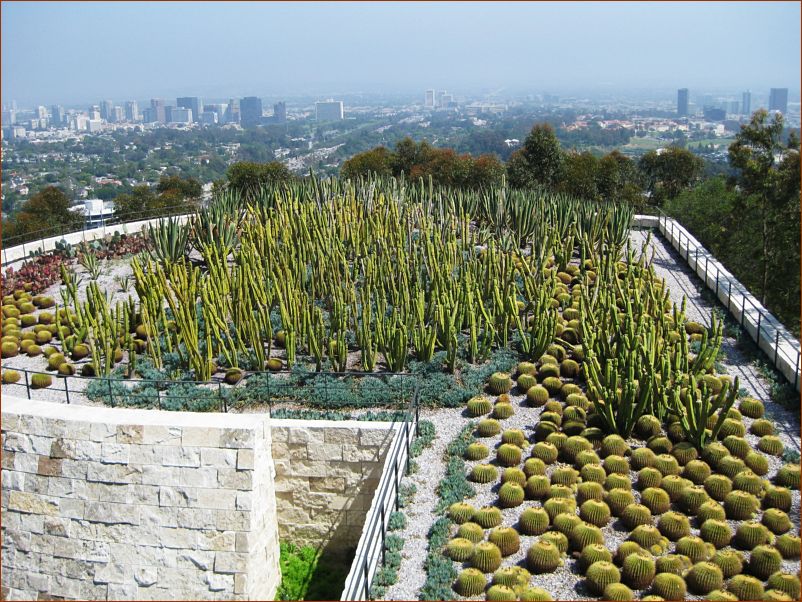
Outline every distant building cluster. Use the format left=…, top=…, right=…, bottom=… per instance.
left=676, top=87, right=789, bottom=120
left=0, top=93, right=303, bottom=139
left=424, top=89, right=456, bottom=110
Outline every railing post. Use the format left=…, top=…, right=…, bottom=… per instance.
left=714, top=269, right=719, bottom=298
left=727, top=280, right=732, bottom=312
left=756, top=311, right=762, bottom=347
left=64, top=376, right=70, bottom=404
left=774, top=330, right=780, bottom=365
left=363, top=555, right=369, bottom=601
left=741, top=294, right=746, bottom=328
left=795, top=352, right=800, bottom=389
left=107, top=378, right=114, bottom=406
left=24, top=370, right=30, bottom=399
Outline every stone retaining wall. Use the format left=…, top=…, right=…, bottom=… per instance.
left=271, top=420, right=398, bottom=554
left=1, top=397, right=280, bottom=601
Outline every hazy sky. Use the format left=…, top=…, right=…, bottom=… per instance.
left=2, top=1, right=800, bottom=106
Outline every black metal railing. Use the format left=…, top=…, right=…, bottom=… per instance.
left=340, top=403, right=418, bottom=601
left=656, top=211, right=801, bottom=390
left=2, top=366, right=420, bottom=416
left=1, top=203, right=194, bottom=266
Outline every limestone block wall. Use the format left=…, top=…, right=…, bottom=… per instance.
left=0, top=396, right=280, bottom=601
left=270, top=420, right=398, bottom=554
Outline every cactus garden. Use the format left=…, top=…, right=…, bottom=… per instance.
left=1, top=176, right=800, bottom=600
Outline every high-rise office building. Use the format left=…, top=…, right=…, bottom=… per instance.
left=50, top=105, right=66, bottom=127
left=169, top=107, right=193, bottom=124
left=225, top=99, right=240, bottom=124
left=677, top=88, right=689, bottom=117
left=240, top=96, right=263, bottom=128
left=100, top=100, right=114, bottom=121
left=89, top=105, right=101, bottom=120
left=769, top=88, right=788, bottom=114
left=177, top=97, right=203, bottom=122
left=741, top=91, right=751, bottom=116
left=2, top=109, right=16, bottom=125
left=112, top=106, right=124, bottom=123
left=436, top=90, right=447, bottom=107
left=273, top=101, right=287, bottom=124
left=36, top=106, right=48, bottom=120
left=124, top=101, right=139, bottom=122
left=425, top=89, right=435, bottom=108
left=206, top=104, right=227, bottom=123
left=149, top=98, right=167, bottom=123
left=315, top=100, right=344, bottom=122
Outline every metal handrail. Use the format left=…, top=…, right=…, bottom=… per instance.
left=1, top=203, right=196, bottom=267
left=655, top=210, right=801, bottom=390
left=2, top=365, right=419, bottom=413
left=340, top=380, right=419, bottom=601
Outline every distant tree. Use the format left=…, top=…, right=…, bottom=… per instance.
left=559, top=151, right=599, bottom=201
left=391, top=137, right=434, bottom=176
left=156, top=175, right=202, bottom=201
left=3, top=186, right=83, bottom=240
left=226, top=161, right=293, bottom=200
left=506, top=124, right=564, bottom=189
left=597, top=150, right=643, bottom=207
left=113, top=185, right=158, bottom=222
left=468, top=154, right=506, bottom=188
left=638, top=147, right=703, bottom=205
left=340, top=147, right=393, bottom=180
left=728, top=109, right=800, bottom=308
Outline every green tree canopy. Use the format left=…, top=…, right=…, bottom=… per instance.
left=506, top=123, right=564, bottom=189
left=226, top=161, right=294, bottom=200
left=638, top=146, right=704, bottom=205
left=3, top=186, right=83, bottom=240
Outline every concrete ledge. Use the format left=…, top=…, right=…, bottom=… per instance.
left=657, top=215, right=801, bottom=391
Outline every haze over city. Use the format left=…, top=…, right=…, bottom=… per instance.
left=2, top=1, right=800, bottom=106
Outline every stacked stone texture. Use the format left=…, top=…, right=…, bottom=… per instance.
left=1, top=398, right=280, bottom=601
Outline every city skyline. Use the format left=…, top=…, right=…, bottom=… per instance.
left=2, top=2, right=800, bottom=106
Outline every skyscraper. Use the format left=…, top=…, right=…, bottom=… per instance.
left=769, top=88, right=788, bottom=114
left=100, top=100, right=114, bottom=121
left=677, top=88, right=689, bottom=117
left=124, top=101, right=139, bottom=122
left=225, top=99, right=240, bottom=124
left=425, top=89, right=435, bottom=108
left=150, top=99, right=167, bottom=123
left=177, top=97, right=203, bottom=122
left=315, top=100, right=344, bottom=122
left=742, top=91, right=751, bottom=116
left=273, top=101, right=287, bottom=124
left=240, top=97, right=263, bottom=128
left=50, top=105, right=66, bottom=126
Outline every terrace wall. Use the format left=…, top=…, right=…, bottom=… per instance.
left=1, top=396, right=279, bottom=601
left=270, top=420, right=397, bottom=553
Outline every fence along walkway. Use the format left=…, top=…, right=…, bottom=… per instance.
left=340, top=410, right=417, bottom=601
left=656, top=213, right=800, bottom=392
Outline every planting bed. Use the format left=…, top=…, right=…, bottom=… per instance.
left=1, top=179, right=800, bottom=601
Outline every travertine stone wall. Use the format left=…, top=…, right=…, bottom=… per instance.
left=1, top=397, right=280, bottom=601
left=270, top=420, right=398, bottom=554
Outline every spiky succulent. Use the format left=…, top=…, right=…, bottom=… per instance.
left=547, top=484, right=574, bottom=500
left=574, top=449, right=601, bottom=469
left=767, top=573, right=801, bottom=600
left=501, top=429, right=527, bottom=448
left=473, top=506, right=503, bottom=529
left=448, top=502, right=476, bottom=524
left=756, top=435, right=784, bottom=457
left=477, top=418, right=502, bottom=437
left=518, top=507, right=549, bottom=536
left=734, top=520, right=773, bottom=550
left=636, top=415, right=662, bottom=439
left=585, top=561, right=621, bottom=595
left=682, top=459, right=712, bottom=485
left=579, top=543, right=613, bottom=572
left=686, top=562, right=724, bottom=594
left=526, top=385, right=550, bottom=407
left=570, top=522, right=604, bottom=552
left=605, top=488, right=636, bottom=517
left=526, top=540, right=561, bottom=574
left=545, top=430, right=567, bottom=450
left=748, top=545, right=782, bottom=580
left=603, top=455, right=629, bottom=475
left=724, top=490, right=760, bottom=520
left=493, top=402, right=515, bottom=420
left=31, top=373, right=53, bottom=389
left=467, top=395, right=493, bottom=416
left=641, top=488, right=671, bottom=514
left=492, top=566, right=531, bottom=591
left=488, top=527, right=520, bottom=557
left=498, top=482, right=525, bottom=508
left=638, top=468, right=663, bottom=490
left=469, top=464, right=498, bottom=484
left=457, top=522, right=485, bottom=543
left=531, top=442, right=558, bottom=465
left=533, top=422, right=559, bottom=445
left=703, top=474, right=733, bottom=501
left=652, top=572, right=687, bottom=601
left=738, top=397, right=764, bottom=418
left=551, top=467, right=579, bottom=487
left=697, top=500, right=727, bottom=523
left=539, top=530, right=568, bottom=554
left=622, top=552, right=656, bottom=590
left=518, top=586, right=553, bottom=601
left=580, top=463, right=607, bottom=485
left=726, top=575, right=765, bottom=601
left=599, top=434, right=629, bottom=458
left=775, top=464, right=800, bottom=489
left=657, top=511, right=691, bottom=541
left=561, top=435, right=592, bottom=462
left=717, top=455, right=748, bottom=479
left=676, top=536, right=715, bottom=563
left=706, top=590, right=738, bottom=601
left=654, top=454, right=681, bottom=477
left=485, top=584, right=516, bottom=601
left=700, top=519, right=733, bottom=549
left=465, top=442, right=490, bottom=461
left=605, top=473, right=632, bottom=491
left=762, top=508, right=792, bottom=535
left=718, top=418, right=746, bottom=439
left=620, top=504, right=652, bottom=529
left=723, top=435, right=750, bottom=459
left=631, top=447, right=657, bottom=470
left=525, top=475, right=550, bottom=500
left=671, top=442, right=698, bottom=465
left=615, top=541, right=645, bottom=565
left=517, top=373, right=537, bottom=392
left=629, top=525, right=667, bottom=552
left=775, top=533, right=801, bottom=559
left=678, top=484, right=710, bottom=515
left=750, top=419, right=775, bottom=436
left=496, top=443, right=523, bottom=467
left=453, top=568, right=486, bottom=597
left=656, top=554, right=693, bottom=576
left=552, top=513, right=582, bottom=536
left=604, top=583, right=635, bottom=601
left=763, top=485, right=792, bottom=511
left=488, top=372, right=513, bottom=394
left=471, top=541, right=503, bottom=573
left=701, top=442, right=730, bottom=466
left=647, top=436, right=673, bottom=455
left=446, top=537, right=476, bottom=561
left=711, top=549, right=744, bottom=579
left=517, top=361, right=538, bottom=376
